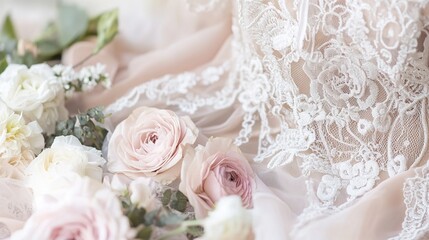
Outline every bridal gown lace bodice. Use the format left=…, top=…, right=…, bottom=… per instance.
left=103, top=0, right=429, bottom=238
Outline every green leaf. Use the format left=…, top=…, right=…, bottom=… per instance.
left=1, top=15, right=17, bottom=40
left=187, top=226, right=204, bottom=238
left=87, top=107, right=105, bottom=123
left=73, top=127, right=84, bottom=141
left=35, top=39, right=62, bottom=58
left=0, top=57, right=8, bottom=74
left=77, top=114, right=90, bottom=125
left=136, top=227, right=153, bottom=240
left=37, top=22, right=58, bottom=41
left=162, top=189, right=172, bottom=206
left=94, top=9, right=118, bottom=53
left=170, top=191, right=188, bottom=212
left=0, top=18, right=17, bottom=55
left=86, top=15, right=101, bottom=35
left=127, top=207, right=147, bottom=228
left=57, top=2, right=89, bottom=47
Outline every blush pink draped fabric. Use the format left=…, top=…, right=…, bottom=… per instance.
left=2, top=0, right=429, bottom=239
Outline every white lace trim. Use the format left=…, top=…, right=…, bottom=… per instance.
left=390, top=164, right=429, bottom=240
left=105, top=62, right=236, bottom=115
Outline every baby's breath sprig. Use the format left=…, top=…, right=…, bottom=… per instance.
left=53, top=63, right=111, bottom=97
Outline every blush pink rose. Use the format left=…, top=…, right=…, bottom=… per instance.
left=108, top=107, right=198, bottom=183
left=179, top=137, right=254, bottom=218
left=11, top=177, right=132, bottom=240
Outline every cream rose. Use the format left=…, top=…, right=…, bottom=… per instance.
left=25, top=135, right=105, bottom=200
left=0, top=101, right=44, bottom=167
left=203, top=195, right=254, bottom=240
left=0, top=64, right=68, bottom=134
left=107, top=107, right=198, bottom=183
left=179, top=137, right=254, bottom=218
left=11, top=177, right=132, bottom=240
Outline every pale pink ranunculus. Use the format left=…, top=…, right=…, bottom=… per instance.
left=107, top=107, right=198, bottom=184
left=179, top=137, right=254, bottom=218
left=11, top=177, right=132, bottom=240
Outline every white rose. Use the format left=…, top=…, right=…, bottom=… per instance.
left=36, top=94, right=68, bottom=134
left=0, top=101, right=44, bottom=166
left=203, top=195, right=254, bottom=240
left=25, top=135, right=106, bottom=201
left=0, top=64, right=68, bottom=134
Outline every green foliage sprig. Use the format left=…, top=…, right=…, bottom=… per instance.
left=45, top=107, right=108, bottom=150
left=120, top=189, right=203, bottom=240
left=0, top=2, right=119, bottom=70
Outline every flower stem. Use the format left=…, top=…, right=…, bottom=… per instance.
left=72, top=52, right=96, bottom=68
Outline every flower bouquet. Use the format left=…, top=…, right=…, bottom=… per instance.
left=0, top=3, right=255, bottom=240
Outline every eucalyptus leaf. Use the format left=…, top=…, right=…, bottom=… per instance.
left=58, top=2, right=89, bottom=47
left=35, top=39, right=62, bottom=58
left=187, top=226, right=204, bottom=238
left=1, top=15, right=17, bottom=40
left=37, top=22, right=58, bottom=41
left=127, top=206, right=147, bottom=228
left=162, top=189, right=172, bottom=206
left=136, top=227, right=153, bottom=240
left=77, top=114, right=90, bottom=125
left=170, top=191, right=188, bottom=212
left=94, top=9, right=118, bottom=53
left=0, top=16, right=17, bottom=62
left=0, top=57, right=8, bottom=74
left=73, top=127, right=84, bottom=141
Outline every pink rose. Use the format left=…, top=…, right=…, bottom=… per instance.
left=11, top=177, right=132, bottom=240
left=108, top=107, right=198, bottom=183
left=179, top=137, right=254, bottom=218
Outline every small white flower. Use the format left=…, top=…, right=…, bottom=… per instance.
left=129, top=177, right=157, bottom=210
left=203, top=195, right=254, bottom=240
left=25, top=135, right=106, bottom=202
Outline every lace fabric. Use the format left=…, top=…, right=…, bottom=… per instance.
left=0, top=179, right=32, bottom=239
left=101, top=0, right=429, bottom=238
left=390, top=163, right=429, bottom=240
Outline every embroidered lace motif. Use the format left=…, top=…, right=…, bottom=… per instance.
left=390, top=164, right=429, bottom=240
left=107, top=0, right=429, bottom=230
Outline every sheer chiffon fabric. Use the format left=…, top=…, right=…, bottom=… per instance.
left=2, top=0, right=429, bottom=239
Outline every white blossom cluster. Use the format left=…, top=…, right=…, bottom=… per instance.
left=52, top=63, right=111, bottom=97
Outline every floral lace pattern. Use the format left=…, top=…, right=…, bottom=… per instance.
left=390, top=164, right=429, bottom=240
left=0, top=179, right=32, bottom=239
left=234, top=0, right=429, bottom=212
left=107, top=0, right=429, bottom=235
